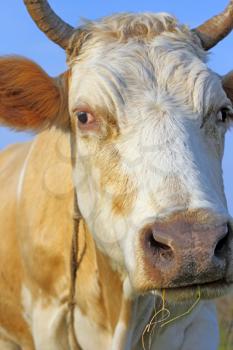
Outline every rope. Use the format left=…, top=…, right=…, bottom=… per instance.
left=67, top=192, right=83, bottom=350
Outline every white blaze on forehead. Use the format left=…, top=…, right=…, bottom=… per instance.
left=69, top=24, right=228, bottom=125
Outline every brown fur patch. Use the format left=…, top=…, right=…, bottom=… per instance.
left=112, top=181, right=137, bottom=216
left=16, top=130, right=74, bottom=299
left=94, top=145, right=137, bottom=216
left=75, top=219, right=123, bottom=333
left=0, top=56, right=68, bottom=131
left=0, top=142, right=35, bottom=348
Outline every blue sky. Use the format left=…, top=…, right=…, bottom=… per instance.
left=0, top=0, right=232, bottom=214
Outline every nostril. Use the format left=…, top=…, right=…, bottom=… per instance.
left=147, top=232, right=170, bottom=251
left=145, top=230, right=174, bottom=260
left=214, top=224, right=230, bottom=258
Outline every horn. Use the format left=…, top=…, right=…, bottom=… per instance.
left=24, top=0, right=75, bottom=50
left=194, top=1, right=233, bottom=50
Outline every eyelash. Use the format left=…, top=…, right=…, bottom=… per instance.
left=217, top=108, right=229, bottom=123
left=216, top=107, right=233, bottom=124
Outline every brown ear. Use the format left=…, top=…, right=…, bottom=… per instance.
left=0, top=56, right=69, bottom=131
left=222, top=71, right=233, bottom=104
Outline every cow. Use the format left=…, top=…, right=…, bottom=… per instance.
left=0, top=1, right=233, bottom=349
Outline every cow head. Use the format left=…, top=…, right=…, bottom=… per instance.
left=1, top=0, right=233, bottom=301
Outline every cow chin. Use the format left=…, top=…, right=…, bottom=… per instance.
left=163, top=281, right=233, bottom=302
left=131, top=260, right=233, bottom=302
left=132, top=278, right=233, bottom=302
left=127, top=280, right=233, bottom=305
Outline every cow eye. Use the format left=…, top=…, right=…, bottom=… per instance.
left=77, top=111, right=89, bottom=124
left=75, top=110, right=97, bottom=130
left=76, top=111, right=95, bottom=124
left=217, top=108, right=230, bottom=123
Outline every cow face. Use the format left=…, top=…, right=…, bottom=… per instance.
left=1, top=3, right=233, bottom=301
left=68, top=14, right=233, bottom=299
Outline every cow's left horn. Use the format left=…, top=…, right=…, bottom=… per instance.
left=194, top=0, right=233, bottom=50
left=24, top=0, right=75, bottom=50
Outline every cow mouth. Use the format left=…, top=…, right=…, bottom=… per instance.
left=160, top=279, right=233, bottom=301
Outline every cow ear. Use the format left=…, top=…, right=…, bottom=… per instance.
left=222, top=71, right=233, bottom=105
left=0, top=56, right=69, bottom=131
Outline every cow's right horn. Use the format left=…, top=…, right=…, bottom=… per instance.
left=194, top=1, right=233, bottom=50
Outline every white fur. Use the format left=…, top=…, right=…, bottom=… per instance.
left=21, top=285, right=33, bottom=326
left=74, top=308, right=112, bottom=350
left=17, top=139, right=36, bottom=203
left=30, top=298, right=69, bottom=350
